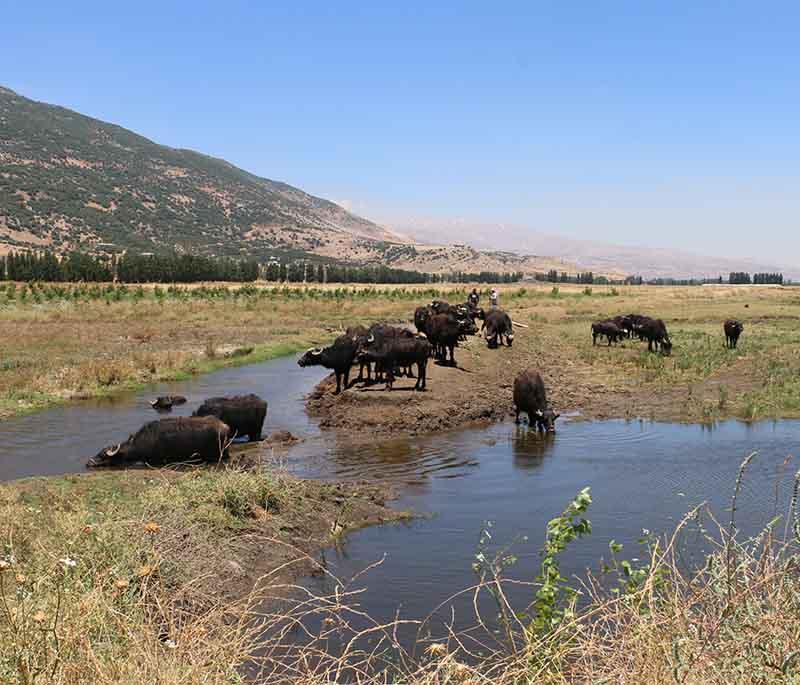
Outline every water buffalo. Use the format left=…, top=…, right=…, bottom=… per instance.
left=358, top=335, right=431, bottom=390
left=193, top=393, right=267, bottom=442
left=425, top=313, right=476, bottom=365
left=611, top=315, right=633, bottom=338
left=88, top=416, right=231, bottom=468
left=414, top=306, right=433, bottom=334
left=482, top=309, right=514, bottom=348
left=639, top=318, right=672, bottom=354
left=724, top=319, right=744, bottom=348
left=513, top=370, right=559, bottom=432
left=297, top=335, right=358, bottom=394
left=346, top=325, right=372, bottom=381
left=591, top=320, right=624, bottom=346
left=150, top=395, right=187, bottom=411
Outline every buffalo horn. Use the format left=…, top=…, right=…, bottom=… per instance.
left=106, top=443, right=121, bottom=456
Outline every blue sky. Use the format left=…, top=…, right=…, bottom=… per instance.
left=4, top=1, right=799, bottom=264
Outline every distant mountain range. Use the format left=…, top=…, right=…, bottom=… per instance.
left=387, top=216, right=799, bottom=280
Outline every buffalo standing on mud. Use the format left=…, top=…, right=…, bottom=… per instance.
left=357, top=334, right=431, bottom=390
left=513, top=370, right=559, bottom=432
left=724, top=320, right=744, bottom=349
left=297, top=335, right=358, bottom=394
left=193, top=393, right=267, bottom=442
left=424, top=312, right=476, bottom=365
left=88, top=416, right=231, bottom=468
left=482, top=309, right=514, bottom=348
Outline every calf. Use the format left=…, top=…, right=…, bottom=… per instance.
left=193, top=393, right=267, bottom=442
left=724, top=319, right=744, bottom=349
left=513, top=370, right=559, bottom=432
left=88, top=416, right=231, bottom=468
left=297, top=335, right=358, bottom=394
left=591, top=320, right=623, bottom=346
left=358, top=336, right=431, bottom=390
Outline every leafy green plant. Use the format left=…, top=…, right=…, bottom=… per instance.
left=530, top=487, right=592, bottom=634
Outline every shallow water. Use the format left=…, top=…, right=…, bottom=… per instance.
left=0, top=354, right=328, bottom=481
left=287, top=418, right=800, bottom=647
left=1, top=354, right=798, bottom=650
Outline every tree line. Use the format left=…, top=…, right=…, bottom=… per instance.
left=0, top=250, right=522, bottom=285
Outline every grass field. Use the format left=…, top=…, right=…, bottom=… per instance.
left=2, top=281, right=800, bottom=682
left=0, top=280, right=798, bottom=422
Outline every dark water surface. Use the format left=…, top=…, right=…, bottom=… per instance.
left=1, top=354, right=798, bottom=646
left=288, top=418, right=799, bottom=645
left=0, top=354, right=328, bottom=481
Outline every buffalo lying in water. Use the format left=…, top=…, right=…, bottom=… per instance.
left=193, top=393, right=267, bottom=442
left=150, top=395, right=187, bottom=411
left=88, top=416, right=231, bottom=468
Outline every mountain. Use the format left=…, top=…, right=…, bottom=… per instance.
left=387, top=216, right=799, bottom=280
left=0, top=86, right=404, bottom=260
left=0, top=86, right=593, bottom=278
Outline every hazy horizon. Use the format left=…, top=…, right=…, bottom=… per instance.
left=4, top=2, right=799, bottom=265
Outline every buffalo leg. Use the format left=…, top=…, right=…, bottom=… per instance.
left=334, top=371, right=342, bottom=394
left=344, top=366, right=351, bottom=390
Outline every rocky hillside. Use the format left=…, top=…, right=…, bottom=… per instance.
left=0, top=86, right=590, bottom=277
left=0, top=86, right=404, bottom=259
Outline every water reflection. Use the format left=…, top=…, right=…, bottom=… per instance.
left=511, top=426, right=556, bottom=468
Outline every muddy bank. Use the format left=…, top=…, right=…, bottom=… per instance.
left=305, top=331, right=767, bottom=433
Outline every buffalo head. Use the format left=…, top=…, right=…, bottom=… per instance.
left=297, top=347, right=324, bottom=367
left=87, top=443, right=127, bottom=468
left=534, top=408, right=560, bottom=433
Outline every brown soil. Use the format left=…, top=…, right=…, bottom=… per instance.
left=305, top=333, right=767, bottom=434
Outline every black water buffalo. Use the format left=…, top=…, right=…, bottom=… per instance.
left=193, top=393, right=267, bottom=441
left=611, top=315, right=633, bottom=338
left=297, top=335, right=358, bottom=394
left=88, top=416, right=231, bottom=468
left=627, top=314, right=652, bottom=340
left=357, top=335, right=431, bottom=390
left=150, top=395, right=187, bottom=411
left=414, top=306, right=433, bottom=333
left=482, top=309, right=514, bottom=348
left=724, top=319, right=744, bottom=348
left=346, top=325, right=372, bottom=381
left=639, top=318, right=672, bottom=354
left=513, top=370, right=559, bottom=432
left=362, top=324, right=417, bottom=379
left=591, top=320, right=624, bottom=346
left=425, top=313, right=476, bottom=365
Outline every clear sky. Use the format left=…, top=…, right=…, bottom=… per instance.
left=4, top=1, right=799, bottom=264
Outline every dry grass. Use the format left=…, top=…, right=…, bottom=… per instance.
left=1, top=281, right=800, bottom=422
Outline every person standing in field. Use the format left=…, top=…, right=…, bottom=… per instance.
left=468, top=288, right=480, bottom=308
left=490, top=288, right=499, bottom=307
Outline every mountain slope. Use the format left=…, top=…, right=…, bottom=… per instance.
left=0, top=86, right=403, bottom=259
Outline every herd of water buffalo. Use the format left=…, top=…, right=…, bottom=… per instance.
left=85, top=295, right=746, bottom=469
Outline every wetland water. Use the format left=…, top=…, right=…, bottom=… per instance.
left=1, top=354, right=798, bottom=641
